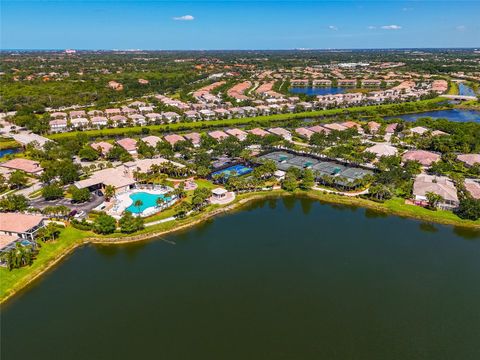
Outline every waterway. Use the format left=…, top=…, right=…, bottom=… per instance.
left=458, top=82, right=477, bottom=97
left=385, top=109, right=480, bottom=123
left=2, top=197, right=480, bottom=359
left=290, top=87, right=347, bottom=96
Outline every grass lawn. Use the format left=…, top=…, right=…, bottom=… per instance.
left=0, top=139, right=21, bottom=150
left=0, top=226, right=91, bottom=302
left=447, top=81, right=459, bottom=95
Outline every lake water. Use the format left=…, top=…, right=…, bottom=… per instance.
left=2, top=197, right=480, bottom=360
left=385, top=109, right=480, bottom=123
left=290, top=87, right=347, bottom=96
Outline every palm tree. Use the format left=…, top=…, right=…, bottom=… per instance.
left=134, top=199, right=143, bottom=213
left=156, top=196, right=165, bottom=209
left=104, top=185, right=116, bottom=201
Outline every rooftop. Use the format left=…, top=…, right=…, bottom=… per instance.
left=0, top=158, right=43, bottom=174
left=0, top=213, right=44, bottom=234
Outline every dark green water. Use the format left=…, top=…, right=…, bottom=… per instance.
left=2, top=197, right=480, bottom=359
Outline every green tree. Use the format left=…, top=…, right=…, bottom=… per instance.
left=42, top=183, right=64, bottom=200
left=426, top=192, right=443, bottom=210
left=191, top=187, right=212, bottom=210
left=156, top=196, right=165, bottom=208
left=0, top=243, right=38, bottom=271
left=134, top=199, right=144, bottom=213
left=104, top=185, right=116, bottom=200
left=119, top=211, right=144, bottom=233
left=93, top=213, right=117, bottom=234
left=175, top=201, right=192, bottom=218
left=78, top=146, right=100, bottom=161
left=368, top=184, right=393, bottom=201
left=282, top=173, right=298, bottom=192
left=455, top=198, right=480, bottom=221
left=0, top=194, right=29, bottom=211
left=37, top=222, right=61, bottom=242
left=69, top=186, right=91, bottom=203
left=8, top=170, right=28, bottom=189
left=300, top=169, right=315, bottom=190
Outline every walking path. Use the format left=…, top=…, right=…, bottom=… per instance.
left=145, top=216, right=176, bottom=227
left=312, top=186, right=369, bottom=197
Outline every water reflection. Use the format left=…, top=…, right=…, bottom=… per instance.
left=95, top=244, right=120, bottom=258
left=300, top=197, right=313, bottom=215
left=419, top=222, right=439, bottom=233
left=452, top=226, right=480, bottom=240
left=267, top=198, right=278, bottom=210
left=282, top=196, right=296, bottom=211
left=364, top=208, right=389, bottom=219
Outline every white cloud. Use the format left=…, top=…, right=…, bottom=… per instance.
left=381, top=25, right=402, bottom=30
left=328, top=25, right=338, bottom=31
left=173, top=15, right=194, bottom=21
left=456, top=25, right=467, bottom=32
left=367, top=26, right=377, bottom=30
left=402, top=7, right=413, bottom=12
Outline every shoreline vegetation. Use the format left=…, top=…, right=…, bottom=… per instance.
left=1, top=188, right=479, bottom=305
left=46, top=98, right=448, bottom=141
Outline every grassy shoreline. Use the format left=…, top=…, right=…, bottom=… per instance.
left=1, top=188, right=479, bottom=305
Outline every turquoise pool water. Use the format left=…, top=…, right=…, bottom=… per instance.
left=126, top=192, right=171, bottom=213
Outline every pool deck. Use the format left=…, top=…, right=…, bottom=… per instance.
left=109, top=187, right=175, bottom=218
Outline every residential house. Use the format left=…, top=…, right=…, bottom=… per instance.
left=0, top=158, right=43, bottom=175
left=90, top=141, right=113, bottom=155
left=457, top=154, right=480, bottom=167
left=268, top=127, right=291, bottom=141
left=0, top=213, right=45, bottom=241
left=116, top=138, right=138, bottom=155
left=402, top=150, right=440, bottom=167
left=163, top=134, right=185, bottom=147
left=413, top=174, right=459, bottom=209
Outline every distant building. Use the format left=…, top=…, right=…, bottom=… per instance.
left=116, top=138, right=137, bottom=155
left=91, top=141, right=113, bottom=155
left=141, top=136, right=162, bottom=148
left=457, top=154, right=480, bottom=167
left=163, top=134, right=185, bottom=146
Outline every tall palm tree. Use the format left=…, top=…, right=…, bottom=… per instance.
left=134, top=199, right=143, bottom=213
left=156, top=196, right=165, bottom=209
left=104, top=185, right=116, bottom=201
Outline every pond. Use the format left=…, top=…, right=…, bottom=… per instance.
left=385, top=109, right=480, bottom=123
left=289, top=87, right=347, bottom=96
left=2, top=197, right=480, bottom=359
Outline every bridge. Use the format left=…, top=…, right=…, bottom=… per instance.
left=440, top=94, right=478, bottom=101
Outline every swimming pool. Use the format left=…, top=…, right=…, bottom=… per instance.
left=211, top=164, right=253, bottom=179
left=126, top=192, right=172, bottom=214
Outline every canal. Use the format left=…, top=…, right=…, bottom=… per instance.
left=2, top=197, right=480, bottom=359
left=385, top=109, right=480, bottom=123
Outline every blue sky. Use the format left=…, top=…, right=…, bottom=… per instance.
left=1, top=1, right=479, bottom=49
